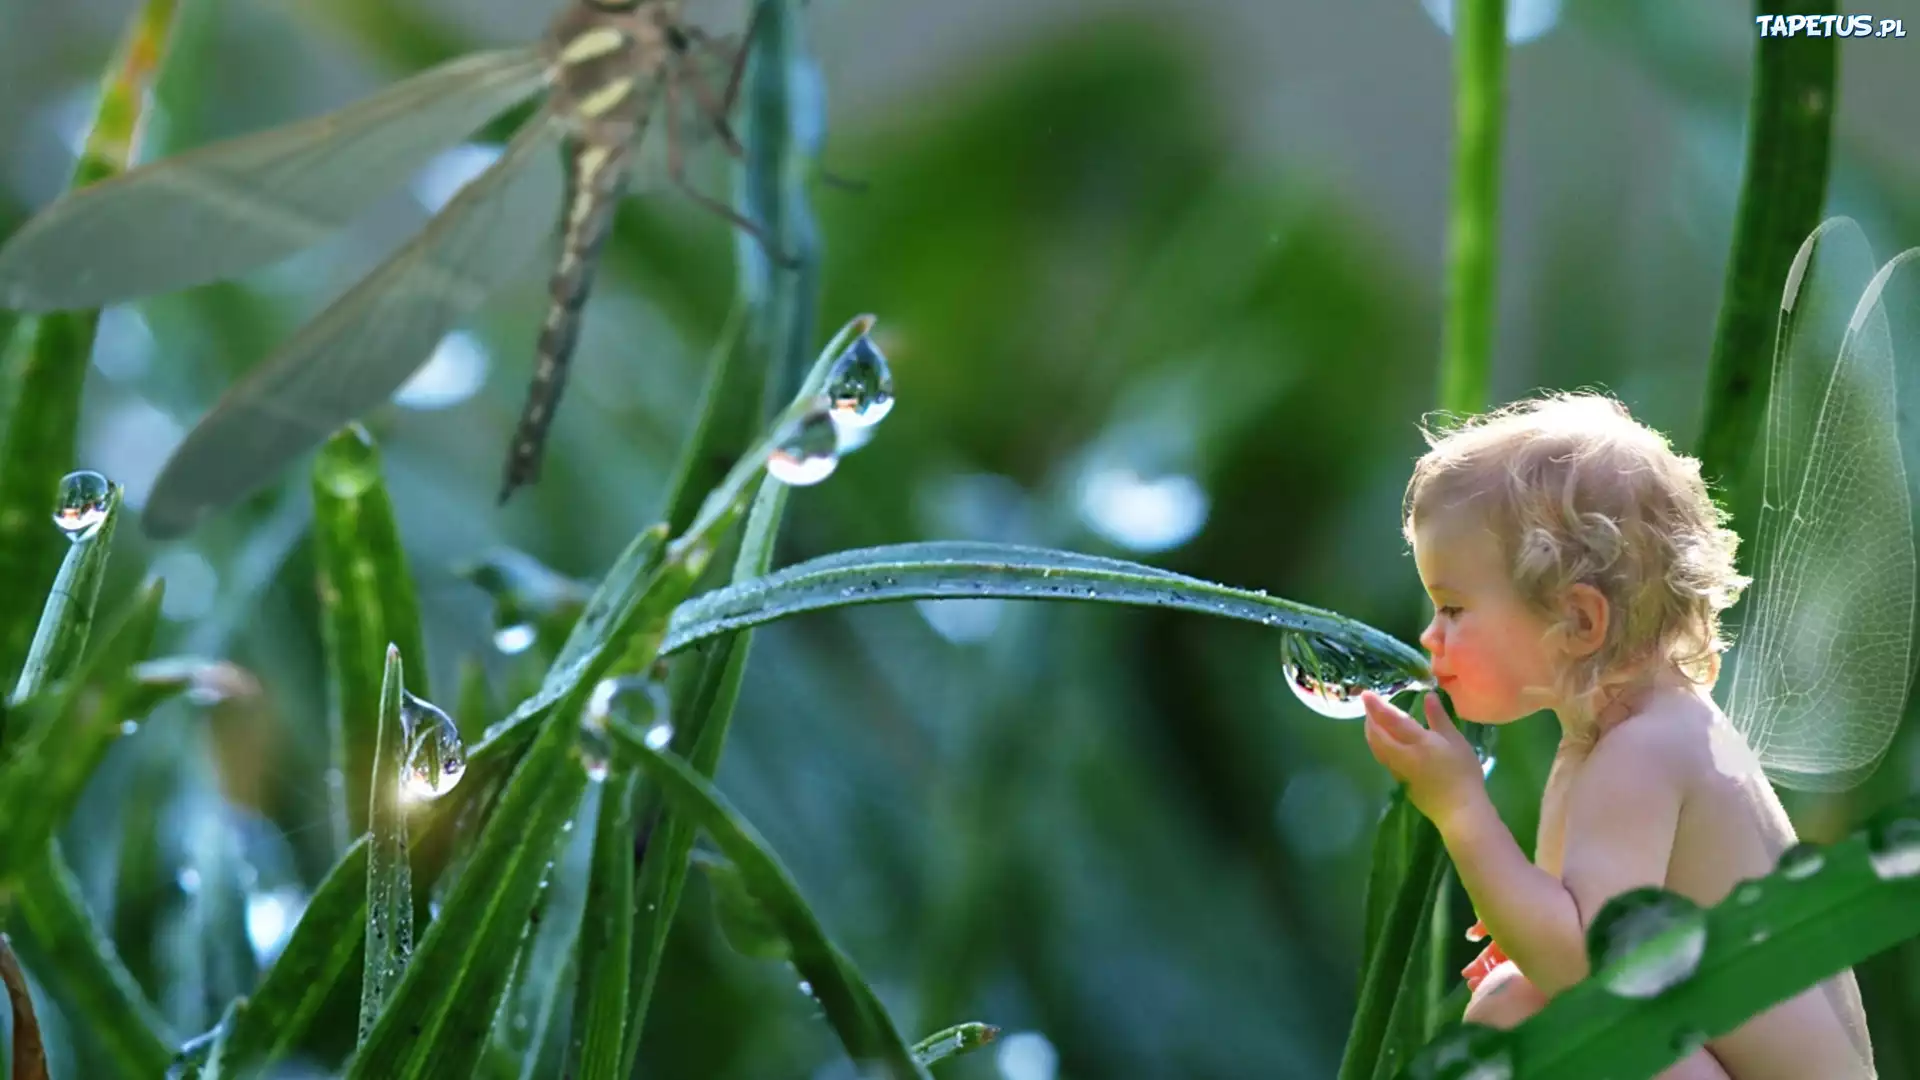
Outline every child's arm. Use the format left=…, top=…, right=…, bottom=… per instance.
left=1442, top=796, right=1591, bottom=995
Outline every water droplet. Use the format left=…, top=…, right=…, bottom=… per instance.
left=1732, top=882, right=1763, bottom=905
left=118, top=719, right=138, bottom=736
left=400, top=691, right=467, bottom=801
left=1403, top=1021, right=1516, bottom=1080
left=766, top=407, right=840, bottom=486
left=1280, top=633, right=1433, bottom=719
left=1867, top=814, right=1920, bottom=880
left=493, top=623, right=537, bottom=655
left=583, top=675, right=673, bottom=774
left=824, top=328, right=894, bottom=431
left=54, top=470, right=110, bottom=539
left=797, top=979, right=813, bottom=997
left=1778, top=843, right=1825, bottom=880
left=177, top=867, right=202, bottom=895
left=1586, top=888, right=1707, bottom=999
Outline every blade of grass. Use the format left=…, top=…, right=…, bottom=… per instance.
left=603, top=715, right=928, bottom=1080
left=911, top=1023, right=1000, bottom=1069
left=313, top=425, right=433, bottom=849
left=0, top=579, right=164, bottom=875
left=360, top=644, right=414, bottom=1043
left=568, top=768, right=637, bottom=1080
left=3, top=480, right=123, bottom=733
left=0, top=0, right=180, bottom=689
left=485, top=782, right=599, bottom=1078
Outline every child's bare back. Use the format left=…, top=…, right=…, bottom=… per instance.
left=1523, top=685, right=1875, bottom=1079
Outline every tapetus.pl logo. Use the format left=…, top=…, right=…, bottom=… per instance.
left=1756, top=14, right=1906, bottom=36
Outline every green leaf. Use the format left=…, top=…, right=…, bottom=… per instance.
left=6, top=481, right=124, bottom=713
left=1435, top=0, right=1505, bottom=415
left=910, top=1022, right=1000, bottom=1069
left=0, top=0, right=181, bottom=688
left=602, top=716, right=929, bottom=1080
left=346, top=694, right=589, bottom=1078
left=1406, top=798, right=1920, bottom=1079
left=1341, top=791, right=1451, bottom=1080
left=568, top=768, right=637, bottom=1080
left=0, top=579, right=165, bottom=876
left=312, top=424, right=433, bottom=848
left=359, top=644, right=413, bottom=1044
left=691, top=849, right=790, bottom=961
left=661, top=541, right=1432, bottom=680
left=199, top=839, right=371, bottom=1073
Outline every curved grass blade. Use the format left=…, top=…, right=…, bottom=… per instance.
left=569, top=768, right=637, bottom=1079
left=141, top=114, right=567, bottom=540
left=602, top=715, right=928, bottom=1080
left=346, top=696, right=589, bottom=1079
left=660, top=540, right=1432, bottom=680
left=0, top=579, right=164, bottom=876
left=0, top=48, right=549, bottom=313
left=485, top=782, right=598, bottom=1078
left=312, top=426, right=433, bottom=846
left=1441, top=797, right=1920, bottom=1080
left=6, top=847, right=175, bottom=1077
left=911, top=1022, right=1000, bottom=1069
left=1, top=933, right=50, bottom=1080
left=6, top=480, right=123, bottom=712
left=360, top=644, right=414, bottom=1044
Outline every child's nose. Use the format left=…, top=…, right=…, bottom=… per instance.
left=1419, top=619, right=1443, bottom=655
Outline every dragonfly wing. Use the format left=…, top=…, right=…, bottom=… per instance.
left=0, top=47, right=550, bottom=313
left=141, top=115, right=568, bottom=540
left=1721, top=217, right=1920, bottom=792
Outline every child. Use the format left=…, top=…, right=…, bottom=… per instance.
left=1358, top=391, right=1876, bottom=1080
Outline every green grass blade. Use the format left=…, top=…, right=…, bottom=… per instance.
left=1404, top=798, right=1920, bottom=1079
left=0, top=579, right=164, bottom=874
left=1435, top=0, right=1505, bottom=416
left=569, top=768, right=637, bottom=1080
left=313, top=425, right=433, bottom=849
left=659, top=299, right=759, bottom=536
left=6, top=481, right=124, bottom=712
left=359, top=644, right=414, bottom=1043
left=206, top=839, right=370, bottom=1072
left=603, top=716, right=928, bottom=1080
left=660, top=541, right=1432, bottom=680
left=485, top=782, right=598, bottom=1078
left=0, top=0, right=180, bottom=688
left=345, top=697, right=589, bottom=1079
left=1341, top=793, right=1450, bottom=1080
left=911, top=1022, right=1000, bottom=1069
left=1695, top=0, right=1839, bottom=507
left=7, top=846, right=175, bottom=1077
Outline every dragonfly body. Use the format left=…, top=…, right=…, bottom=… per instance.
left=0, top=0, right=766, bottom=537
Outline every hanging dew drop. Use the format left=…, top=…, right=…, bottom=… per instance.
left=1586, top=888, right=1707, bottom=999
left=53, top=470, right=111, bottom=540
left=584, top=674, right=672, bottom=772
left=1865, top=814, right=1920, bottom=880
left=399, top=691, right=467, bottom=801
left=823, top=325, right=894, bottom=431
left=766, top=407, right=840, bottom=486
left=1280, top=633, right=1433, bottom=719
left=1777, top=842, right=1825, bottom=880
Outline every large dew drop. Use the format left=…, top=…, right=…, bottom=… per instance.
left=400, top=691, right=467, bottom=801
left=1777, top=842, right=1826, bottom=881
left=1866, top=814, right=1920, bottom=880
left=824, top=326, right=894, bottom=432
left=1587, top=887, right=1707, bottom=999
left=1403, top=1021, right=1516, bottom=1080
left=766, top=407, right=841, bottom=486
left=583, top=675, right=674, bottom=779
left=1281, top=633, right=1433, bottom=719
left=54, top=470, right=111, bottom=540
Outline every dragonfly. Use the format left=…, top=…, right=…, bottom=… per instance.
left=1716, top=216, right=1920, bottom=794
left=0, top=0, right=791, bottom=540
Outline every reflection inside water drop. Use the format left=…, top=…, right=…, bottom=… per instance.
left=400, top=691, right=467, bottom=801
left=1280, top=633, right=1433, bottom=719
left=1867, top=815, right=1920, bottom=880
left=766, top=408, right=840, bottom=486
left=1587, top=888, right=1707, bottom=999
left=583, top=675, right=674, bottom=776
left=53, top=469, right=111, bottom=540
left=824, top=328, right=894, bottom=431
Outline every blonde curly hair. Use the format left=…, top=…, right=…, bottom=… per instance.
left=1401, top=390, right=1751, bottom=710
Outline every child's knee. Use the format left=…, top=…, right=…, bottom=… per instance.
left=1461, top=962, right=1546, bottom=1030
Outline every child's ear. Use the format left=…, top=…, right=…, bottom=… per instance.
left=1561, top=583, right=1609, bottom=657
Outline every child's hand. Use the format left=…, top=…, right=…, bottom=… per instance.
left=1360, top=690, right=1486, bottom=830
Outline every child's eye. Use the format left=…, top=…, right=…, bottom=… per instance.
left=1437, top=606, right=1462, bottom=618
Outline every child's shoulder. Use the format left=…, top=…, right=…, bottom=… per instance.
left=1587, top=687, right=1741, bottom=788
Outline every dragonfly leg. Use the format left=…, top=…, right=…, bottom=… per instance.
left=663, top=76, right=798, bottom=269
left=680, top=22, right=868, bottom=197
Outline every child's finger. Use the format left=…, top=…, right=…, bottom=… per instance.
left=1424, top=693, right=1456, bottom=734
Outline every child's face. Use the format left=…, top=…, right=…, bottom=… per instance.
left=1410, top=510, right=1564, bottom=724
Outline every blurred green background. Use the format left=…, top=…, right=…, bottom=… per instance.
left=2, top=0, right=1919, bottom=1076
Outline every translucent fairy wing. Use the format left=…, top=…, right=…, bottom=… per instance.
left=140, top=115, right=568, bottom=540
left=1719, top=217, right=1920, bottom=792
left=0, top=47, right=550, bottom=313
